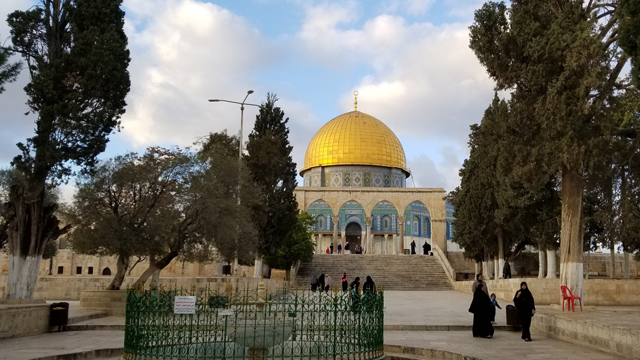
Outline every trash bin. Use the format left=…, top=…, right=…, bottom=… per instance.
left=222, top=265, right=232, bottom=275
left=506, top=305, right=521, bottom=327
left=50, top=302, right=69, bottom=331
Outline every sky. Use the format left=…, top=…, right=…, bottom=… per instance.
left=0, top=0, right=497, bottom=202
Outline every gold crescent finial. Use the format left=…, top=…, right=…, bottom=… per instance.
left=353, top=91, right=359, bottom=111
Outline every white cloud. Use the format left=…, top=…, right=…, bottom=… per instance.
left=120, top=0, right=275, bottom=148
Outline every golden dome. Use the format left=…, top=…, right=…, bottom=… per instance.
left=302, top=111, right=408, bottom=174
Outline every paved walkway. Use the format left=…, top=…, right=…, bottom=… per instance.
left=385, top=331, right=623, bottom=360
left=1, top=291, right=637, bottom=359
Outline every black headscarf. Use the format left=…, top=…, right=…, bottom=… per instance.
left=513, top=281, right=536, bottom=314
left=318, top=274, right=325, bottom=288
left=476, top=273, right=483, bottom=281
left=363, top=276, right=376, bottom=293
left=468, top=284, right=491, bottom=314
left=350, top=277, right=361, bottom=292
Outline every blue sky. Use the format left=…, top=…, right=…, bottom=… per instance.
left=0, top=0, right=495, bottom=201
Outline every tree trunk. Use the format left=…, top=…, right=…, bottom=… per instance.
left=497, top=228, right=505, bottom=279
left=610, top=239, right=616, bottom=279
left=133, top=251, right=179, bottom=289
left=538, top=243, right=547, bottom=279
left=494, top=255, right=499, bottom=280
left=5, top=184, right=69, bottom=299
left=546, top=244, right=557, bottom=279
left=285, top=268, right=291, bottom=281
left=253, top=254, right=263, bottom=278
left=559, top=168, right=585, bottom=303
left=474, top=261, right=481, bottom=278
left=623, top=251, right=630, bottom=279
left=150, top=268, right=161, bottom=289
left=108, top=254, right=130, bottom=290
left=48, top=257, right=53, bottom=276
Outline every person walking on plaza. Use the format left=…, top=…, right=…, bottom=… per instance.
left=472, top=274, right=489, bottom=295
left=411, top=240, right=416, bottom=254
left=423, top=241, right=431, bottom=255
left=503, top=261, right=511, bottom=279
left=341, top=272, right=349, bottom=292
left=513, top=282, right=535, bottom=341
left=330, top=243, right=334, bottom=254
left=318, top=274, right=325, bottom=292
left=324, top=274, right=332, bottom=292
left=363, top=276, right=376, bottom=294
left=345, top=241, right=351, bottom=254
left=489, top=293, right=502, bottom=324
left=468, top=284, right=494, bottom=338
left=311, top=275, right=318, bottom=292
left=337, top=243, right=342, bottom=254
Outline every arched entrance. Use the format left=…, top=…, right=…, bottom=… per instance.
left=345, top=222, right=363, bottom=254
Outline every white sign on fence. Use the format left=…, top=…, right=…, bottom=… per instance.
left=173, top=296, right=197, bottom=314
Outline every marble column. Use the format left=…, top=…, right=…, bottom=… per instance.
left=393, top=234, right=398, bottom=254
left=332, top=214, right=339, bottom=254
left=317, top=234, right=322, bottom=254
left=398, top=215, right=406, bottom=254
left=383, top=234, right=388, bottom=254
left=341, top=231, right=346, bottom=254
left=365, top=217, right=373, bottom=255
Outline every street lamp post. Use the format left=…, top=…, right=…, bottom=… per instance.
left=208, top=91, right=261, bottom=277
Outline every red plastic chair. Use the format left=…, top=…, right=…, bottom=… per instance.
left=561, top=286, right=582, bottom=312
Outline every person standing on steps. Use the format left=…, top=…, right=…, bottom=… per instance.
left=363, top=276, right=376, bottom=294
left=472, top=274, right=489, bottom=295
left=341, top=272, right=349, bottom=292
left=345, top=241, right=350, bottom=254
left=325, top=247, right=330, bottom=254
left=318, top=274, right=325, bottom=292
left=311, top=275, right=318, bottom=292
left=468, top=284, right=494, bottom=338
left=513, top=282, right=535, bottom=342
left=422, top=241, right=431, bottom=255
left=350, top=276, right=361, bottom=293
left=324, top=274, right=332, bottom=292
left=411, top=240, right=416, bottom=254
left=337, top=243, right=342, bottom=254
left=330, top=243, right=334, bottom=254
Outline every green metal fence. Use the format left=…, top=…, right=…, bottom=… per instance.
left=124, top=283, right=385, bottom=360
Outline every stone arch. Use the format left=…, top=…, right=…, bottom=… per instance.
left=371, top=200, right=399, bottom=232
left=404, top=201, right=431, bottom=238
left=307, top=200, right=334, bottom=231
left=338, top=200, right=365, bottom=232
left=102, top=267, right=112, bottom=276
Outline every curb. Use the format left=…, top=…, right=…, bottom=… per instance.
left=384, top=324, right=520, bottom=332
left=385, top=344, right=480, bottom=360
left=30, top=348, right=123, bottom=360
left=64, top=324, right=125, bottom=331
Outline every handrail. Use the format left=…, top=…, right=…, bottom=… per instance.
left=433, top=244, right=455, bottom=285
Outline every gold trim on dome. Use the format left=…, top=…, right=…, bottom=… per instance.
left=301, top=110, right=408, bottom=174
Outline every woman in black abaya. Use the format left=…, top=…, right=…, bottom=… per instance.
left=468, top=284, right=494, bottom=338
left=513, top=281, right=536, bottom=341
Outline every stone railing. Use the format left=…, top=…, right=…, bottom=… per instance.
left=432, top=244, right=455, bottom=285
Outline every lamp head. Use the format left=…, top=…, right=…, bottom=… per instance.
left=208, top=99, right=219, bottom=102
left=247, top=90, right=254, bottom=95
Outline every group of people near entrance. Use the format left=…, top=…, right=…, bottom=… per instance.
left=410, top=240, right=432, bottom=255
left=310, top=273, right=376, bottom=294
left=326, top=241, right=363, bottom=254
left=469, top=274, right=536, bottom=342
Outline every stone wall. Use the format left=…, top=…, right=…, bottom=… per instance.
left=0, top=275, right=288, bottom=300
left=453, top=278, right=640, bottom=305
left=0, top=250, right=255, bottom=278
left=447, top=251, right=640, bottom=279
left=0, top=303, right=50, bottom=339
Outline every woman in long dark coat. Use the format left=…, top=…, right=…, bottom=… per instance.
left=513, top=281, right=536, bottom=341
left=318, top=274, right=325, bottom=293
left=468, top=284, right=494, bottom=338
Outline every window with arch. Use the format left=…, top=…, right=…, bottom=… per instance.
left=424, top=218, right=431, bottom=237
left=316, top=215, right=325, bottom=231
left=413, top=216, right=420, bottom=235
left=382, top=216, right=391, bottom=231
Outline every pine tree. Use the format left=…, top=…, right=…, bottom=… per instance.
left=245, top=94, right=299, bottom=276
left=3, top=0, right=130, bottom=299
left=0, top=44, right=21, bottom=94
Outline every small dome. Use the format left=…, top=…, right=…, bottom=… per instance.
left=301, top=111, right=408, bottom=175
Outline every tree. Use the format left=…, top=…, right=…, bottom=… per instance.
left=197, top=131, right=259, bottom=266
left=0, top=43, right=21, bottom=94
left=70, top=148, right=191, bottom=290
left=264, top=212, right=315, bottom=281
left=245, top=94, right=299, bottom=277
left=469, top=0, right=632, bottom=300
left=4, top=0, right=130, bottom=299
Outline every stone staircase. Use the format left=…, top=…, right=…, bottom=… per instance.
left=295, top=254, right=452, bottom=291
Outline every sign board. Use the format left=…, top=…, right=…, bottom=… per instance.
left=173, top=296, right=196, bottom=314
left=218, top=309, right=234, bottom=316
